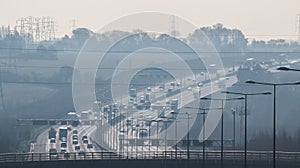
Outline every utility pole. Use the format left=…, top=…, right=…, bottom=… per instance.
left=297, top=14, right=300, bottom=42
left=170, top=15, right=179, bottom=37
left=232, top=107, right=237, bottom=150
left=0, top=64, right=5, bottom=114
left=71, top=19, right=78, bottom=31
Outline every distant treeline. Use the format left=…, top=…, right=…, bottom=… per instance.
left=0, top=23, right=300, bottom=60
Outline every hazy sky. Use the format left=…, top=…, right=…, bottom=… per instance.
left=1, top=0, right=300, bottom=40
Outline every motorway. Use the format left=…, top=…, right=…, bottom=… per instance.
left=92, top=75, right=237, bottom=158
left=33, top=70, right=237, bottom=158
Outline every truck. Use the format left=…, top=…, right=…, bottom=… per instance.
left=81, top=110, right=90, bottom=120
left=59, top=126, right=68, bottom=141
left=166, top=88, right=180, bottom=97
left=218, top=77, right=226, bottom=88
left=145, top=93, right=151, bottom=102
left=48, top=127, right=57, bottom=139
left=170, top=99, right=179, bottom=111
left=67, top=112, right=78, bottom=120
left=129, top=88, right=137, bottom=98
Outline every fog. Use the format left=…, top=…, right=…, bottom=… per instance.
left=1, top=23, right=300, bottom=153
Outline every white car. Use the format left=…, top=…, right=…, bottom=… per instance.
left=198, top=82, right=203, bottom=87
left=50, top=138, right=56, bottom=143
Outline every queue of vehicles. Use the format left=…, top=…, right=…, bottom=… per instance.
left=47, top=125, right=93, bottom=159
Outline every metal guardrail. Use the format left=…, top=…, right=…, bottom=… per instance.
left=1, top=151, right=300, bottom=163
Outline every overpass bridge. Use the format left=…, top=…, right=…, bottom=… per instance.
left=1, top=150, right=300, bottom=168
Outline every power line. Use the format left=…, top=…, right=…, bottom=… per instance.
left=0, top=47, right=300, bottom=53
left=0, top=64, right=280, bottom=72
left=0, top=79, right=298, bottom=88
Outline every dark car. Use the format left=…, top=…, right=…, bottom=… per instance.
left=87, top=144, right=93, bottom=149
left=73, top=130, right=78, bottom=134
left=82, top=135, right=88, bottom=141
left=72, top=135, right=78, bottom=140
left=61, top=142, right=67, bottom=148
left=72, top=139, right=78, bottom=145
left=74, top=145, right=80, bottom=151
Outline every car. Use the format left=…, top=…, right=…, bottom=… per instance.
left=73, top=130, right=78, bottom=135
left=198, top=82, right=203, bottom=87
left=67, top=126, right=72, bottom=131
left=132, top=126, right=136, bottom=130
left=78, top=151, right=85, bottom=156
left=72, top=139, right=78, bottom=145
left=72, top=135, right=78, bottom=140
left=139, top=130, right=148, bottom=137
left=49, top=148, right=58, bottom=160
left=63, top=152, right=70, bottom=159
left=50, top=138, right=56, bottom=143
left=61, top=142, right=67, bottom=148
left=83, top=139, right=88, bottom=144
left=49, top=148, right=57, bottom=154
left=187, top=87, right=192, bottom=90
left=126, top=119, right=132, bottom=126
left=74, top=145, right=80, bottom=151
left=61, top=137, right=67, bottom=142
left=87, top=144, right=93, bottom=149
left=82, top=135, right=88, bottom=141
left=60, top=148, right=67, bottom=153
left=159, top=85, right=165, bottom=90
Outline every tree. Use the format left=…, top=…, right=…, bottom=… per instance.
left=188, top=23, right=248, bottom=53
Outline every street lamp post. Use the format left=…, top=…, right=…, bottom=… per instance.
left=162, top=119, right=173, bottom=158
left=140, top=128, right=147, bottom=158
left=143, top=119, right=152, bottom=158
left=152, top=119, right=163, bottom=156
left=148, top=123, right=151, bottom=158
left=245, top=80, right=300, bottom=168
left=201, top=97, right=244, bottom=168
left=185, top=107, right=223, bottom=168
left=186, top=112, right=191, bottom=160
left=174, top=119, right=179, bottom=158
left=200, top=110, right=207, bottom=165
left=231, top=107, right=236, bottom=150
left=131, top=117, right=139, bottom=158
left=222, top=91, right=272, bottom=168
left=170, top=111, right=179, bottom=159
left=126, top=121, right=129, bottom=157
